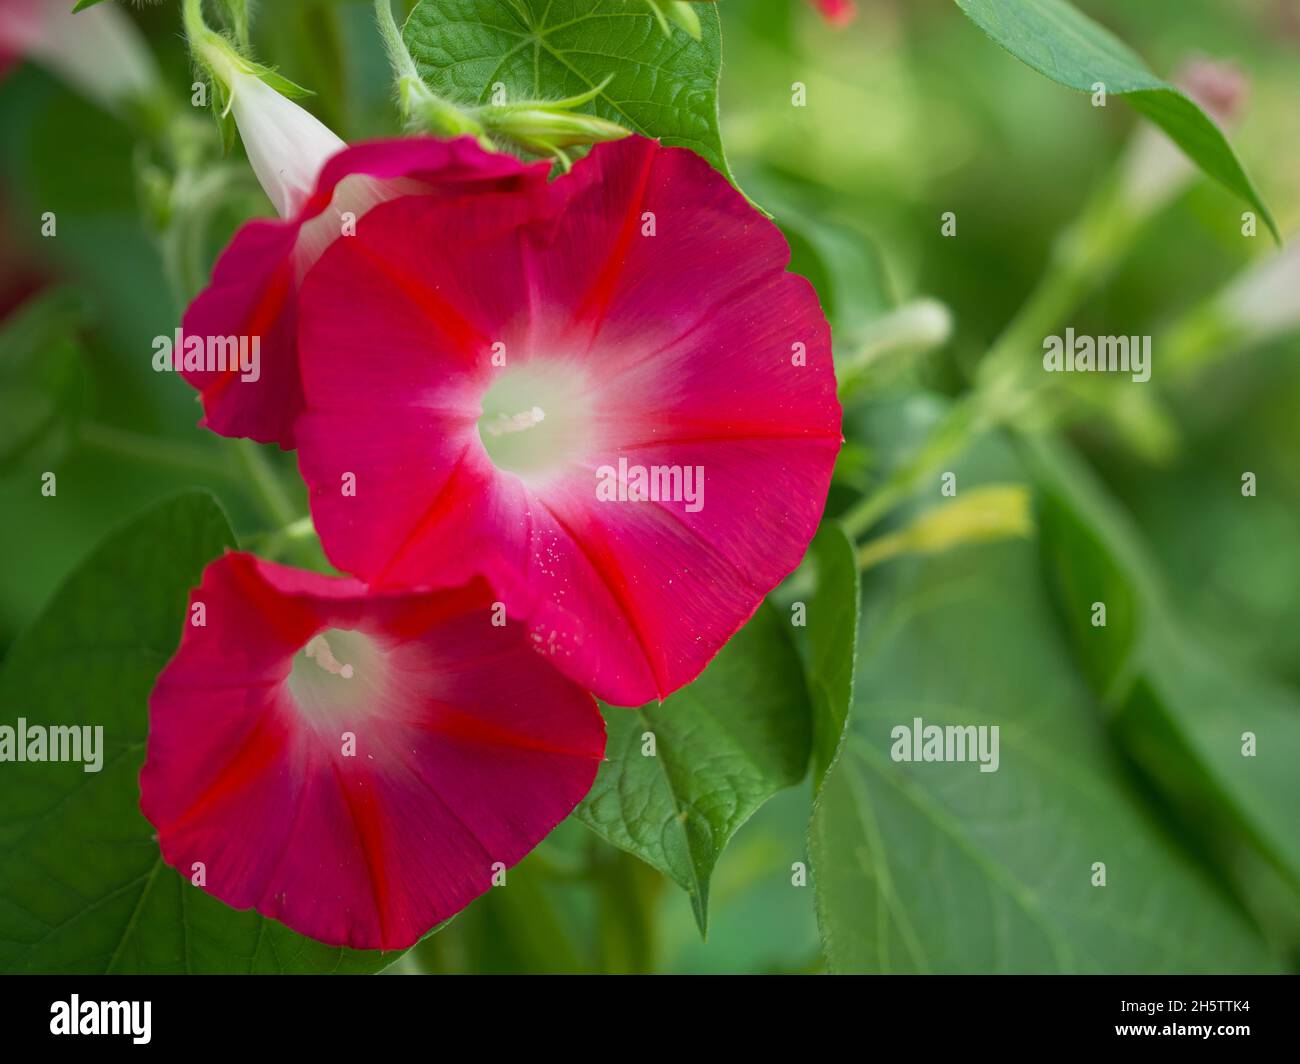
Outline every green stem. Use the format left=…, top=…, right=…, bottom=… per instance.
left=158, top=162, right=250, bottom=307
left=373, top=0, right=487, bottom=141
left=227, top=0, right=253, bottom=52
left=1158, top=304, right=1239, bottom=381
left=839, top=397, right=987, bottom=538
left=837, top=298, right=952, bottom=398
left=79, top=422, right=237, bottom=482
left=183, top=0, right=257, bottom=96
left=841, top=183, right=1139, bottom=540
left=373, top=0, right=423, bottom=86
left=254, top=515, right=316, bottom=560
left=978, top=178, right=1136, bottom=402
left=232, top=440, right=298, bottom=530
left=182, top=0, right=225, bottom=74
left=589, top=840, right=658, bottom=974
left=976, top=259, right=1097, bottom=411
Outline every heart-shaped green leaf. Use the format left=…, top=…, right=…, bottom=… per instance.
left=575, top=604, right=811, bottom=935
left=403, top=0, right=735, bottom=181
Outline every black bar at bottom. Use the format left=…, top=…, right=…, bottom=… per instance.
left=0, top=974, right=1291, bottom=1051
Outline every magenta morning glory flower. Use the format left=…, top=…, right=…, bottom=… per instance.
left=293, top=135, right=842, bottom=707
left=181, top=134, right=549, bottom=448
left=140, top=552, right=604, bottom=950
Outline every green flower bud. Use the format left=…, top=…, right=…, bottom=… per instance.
left=475, top=78, right=631, bottom=166
left=480, top=106, right=630, bottom=154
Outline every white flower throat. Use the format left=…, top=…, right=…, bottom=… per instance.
left=476, top=362, right=594, bottom=485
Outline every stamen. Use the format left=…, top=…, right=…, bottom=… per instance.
left=482, top=406, right=546, bottom=437
left=477, top=362, right=592, bottom=484
left=304, top=634, right=354, bottom=679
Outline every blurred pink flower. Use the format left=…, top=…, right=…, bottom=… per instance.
left=812, top=0, right=857, bottom=26
left=0, top=0, right=157, bottom=107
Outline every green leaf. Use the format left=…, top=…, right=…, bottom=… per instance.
left=403, top=0, right=735, bottom=182
left=806, top=523, right=859, bottom=788
left=1031, top=438, right=1300, bottom=896
left=71, top=0, right=110, bottom=11
left=0, top=493, right=412, bottom=973
left=952, top=0, right=1278, bottom=240
left=810, top=419, right=1278, bottom=973
left=575, top=604, right=812, bottom=935
left=0, top=288, right=88, bottom=478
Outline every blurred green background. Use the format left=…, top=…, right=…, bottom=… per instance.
left=1, top=0, right=1297, bottom=973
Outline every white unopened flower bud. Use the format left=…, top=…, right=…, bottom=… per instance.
left=224, top=69, right=345, bottom=218
left=185, top=0, right=343, bottom=218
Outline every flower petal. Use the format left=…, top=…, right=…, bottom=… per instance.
left=141, top=553, right=604, bottom=950
left=228, top=73, right=346, bottom=220
left=181, top=136, right=548, bottom=448
left=295, top=137, right=841, bottom=705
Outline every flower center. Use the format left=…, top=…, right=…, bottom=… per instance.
left=286, top=628, right=385, bottom=726
left=477, top=361, right=593, bottom=485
